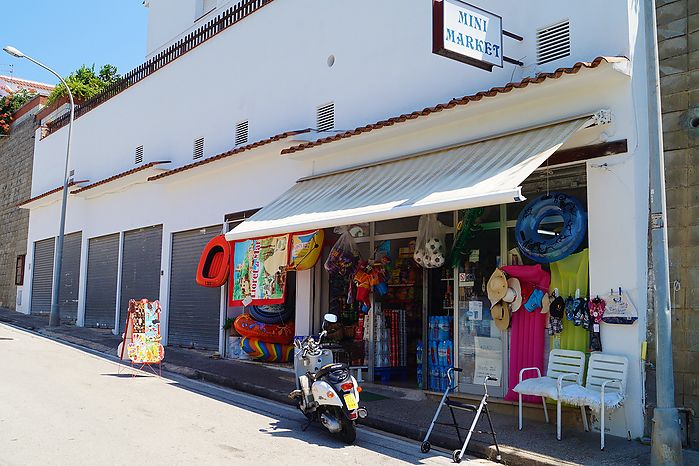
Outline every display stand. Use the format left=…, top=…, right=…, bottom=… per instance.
left=117, top=299, right=164, bottom=377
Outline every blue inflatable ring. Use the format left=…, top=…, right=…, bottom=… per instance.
left=515, top=192, right=587, bottom=263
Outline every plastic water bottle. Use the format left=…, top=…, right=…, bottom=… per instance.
left=416, top=340, right=423, bottom=365
left=445, top=340, right=453, bottom=367
left=437, top=341, right=447, bottom=366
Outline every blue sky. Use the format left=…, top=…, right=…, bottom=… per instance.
left=0, top=1, right=148, bottom=85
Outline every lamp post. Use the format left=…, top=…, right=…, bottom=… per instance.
left=4, top=46, right=75, bottom=327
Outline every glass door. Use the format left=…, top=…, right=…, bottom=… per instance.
left=453, top=206, right=507, bottom=397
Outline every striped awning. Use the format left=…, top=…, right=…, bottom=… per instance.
left=225, top=116, right=597, bottom=241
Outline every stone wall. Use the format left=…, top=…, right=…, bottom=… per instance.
left=0, top=114, right=36, bottom=310
left=656, top=0, right=699, bottom=448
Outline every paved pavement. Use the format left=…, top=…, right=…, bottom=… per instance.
left=0, top=323, right=493, bottom=466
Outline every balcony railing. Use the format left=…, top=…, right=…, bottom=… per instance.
left=45, top=0, right=274, bottom=136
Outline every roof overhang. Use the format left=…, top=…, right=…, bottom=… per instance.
left=282, top=57, right=630, bottom=164
left=147, top=130, right=312, bottom=183
left=71, top=161, right=172, bottom=199
left=18, top=180, right=90, bottom=209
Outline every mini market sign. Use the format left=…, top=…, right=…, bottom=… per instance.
left=433, top=0, right=503, bottom=71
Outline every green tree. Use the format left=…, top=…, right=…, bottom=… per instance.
left=46, top=64, right=121, bottom=106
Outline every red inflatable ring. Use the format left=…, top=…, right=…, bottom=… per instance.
left=196, top=234, right=230, bottom=287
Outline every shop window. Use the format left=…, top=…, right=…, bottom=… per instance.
left=375, top=216, right=420, bottom=235
left=15, top=255, right=25, bottom=286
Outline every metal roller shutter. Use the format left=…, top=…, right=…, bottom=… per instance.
left=31, top=237, right=55, bottom=315
left=119, top=225, right=163, bottom=331
left=168, top=226, right=222, bottom=349
left=84, top=233, right=120, bottom=328
left=58, top=232, right=82, bottom=323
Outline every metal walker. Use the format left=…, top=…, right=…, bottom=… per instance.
left=420, top=368, right=502, bottom=463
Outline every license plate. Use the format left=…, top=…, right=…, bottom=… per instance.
left=343, top=393, right=358, bottom=410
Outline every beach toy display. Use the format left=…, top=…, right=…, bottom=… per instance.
left=234, top=313, right=294, bottom=345
left=240, top=336, right=294, bottom=362
left=288, top=230, right=324, bottom=271
left=514, top=192, right=587, bottom=263
left=196, top=234, right=230, bottom=287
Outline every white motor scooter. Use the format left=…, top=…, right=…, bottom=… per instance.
left=288, top=313, right=367, bottom=444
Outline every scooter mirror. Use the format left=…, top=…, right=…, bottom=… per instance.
left=323, top=313, right=338, bottom=324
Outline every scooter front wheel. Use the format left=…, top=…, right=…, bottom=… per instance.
left=421, top=441, right=431, bottom=453
left=452, top=449, right=462, bottom=463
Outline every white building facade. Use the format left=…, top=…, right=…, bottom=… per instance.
left=20, top=0, right=655, bottom=440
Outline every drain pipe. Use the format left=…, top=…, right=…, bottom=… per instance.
left=644, top=0, right=683, bottom=464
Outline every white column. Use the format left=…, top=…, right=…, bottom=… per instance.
left=295, top=268, right=313, bottom=336
left=76, top=232, right=89, bottom=326
left=113, top=232, right=124, bottom=336
left=158, top=227, right=173, bottom=346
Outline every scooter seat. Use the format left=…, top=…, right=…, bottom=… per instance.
left=311, top=363, right=349, bottom=382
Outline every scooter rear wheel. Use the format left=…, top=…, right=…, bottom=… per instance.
left=338, top=417, right=356, bottom=444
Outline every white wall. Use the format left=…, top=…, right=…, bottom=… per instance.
left=34, top=0, right=632, bottom=198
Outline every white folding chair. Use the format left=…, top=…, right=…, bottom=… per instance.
left=559, top=353, right=630, bottom=449
left=514, top=349, right=586, bottom=435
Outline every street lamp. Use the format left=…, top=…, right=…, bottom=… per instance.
left=4, top=45, right=75, bottom=327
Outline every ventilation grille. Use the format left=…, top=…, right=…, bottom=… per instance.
left=536, top=20, right=570, bottom=65
left=235, top=120, right=249, bottom=146
left=135, top=145, right=144, bottom=164
left=193, top=137, right=204, bottom=160
left=317, top=102, right=335, bottom=132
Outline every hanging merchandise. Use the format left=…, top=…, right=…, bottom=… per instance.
left=353, top=259, right=389, bottom=313
left=196, top=234, right=230, bottom=287
left=324, top=226, right=360, bottom=277
left=514, top=192, right=587, bottom=263
left=288, top=230, right=325, bottom=271
left=230, top=234, right=290, bottom=306
left=448, top=208, right=484, bottom=268
left=499, top=264, right=550, bottom=403
left=588, top=296, right=606, bottom=351
left=601, top=288, right=638, bottom=325
left=414, top=214, right=447, bottom=269
left=549, top=249, right=590, bottom=353
left=548, top=295, right=565, bottom=335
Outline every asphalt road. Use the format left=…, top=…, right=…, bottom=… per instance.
left=0, top=324, right=493, bottom=466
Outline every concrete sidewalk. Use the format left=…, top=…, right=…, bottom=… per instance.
left=0, top=308, right=661, bottom=466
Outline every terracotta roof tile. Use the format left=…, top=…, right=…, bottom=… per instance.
left=71, top=161, right=171, bottom=194
left=148, top=129, right=311, bottom=182
left=17, top=180, right=88, bottom=207
left=281, top=57, right=623, bottom=155
left=0, top=75, right=54, bottom=92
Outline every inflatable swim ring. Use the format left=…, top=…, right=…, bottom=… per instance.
left=288, top=230, right=324, bottom=271
left=515, top=192, right=587, bottom=264
left=241, top=337, right=294, bottom=362
left=248, top=304, right=294, bottom=324
left=196, top=234, right=230, bottom=287
left=234, top=313, right=295, bottom=344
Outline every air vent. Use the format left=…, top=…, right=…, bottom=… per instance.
left=536, top=20, right=570, bottom=65
left=135, top=145, right=144, bottom=164
left=193, top=137, right=204, bottom=160
left=317, top=102, right=335, bottom=132
left=235, top=120, right=249, bottom=146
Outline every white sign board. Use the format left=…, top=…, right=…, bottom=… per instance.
left=433, top=0, right=503, bottom=71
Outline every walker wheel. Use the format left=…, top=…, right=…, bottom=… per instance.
left=452, top=450, right=462, bottom=463
left=420, top=441, right=431, bottom=453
